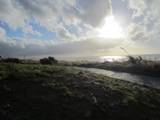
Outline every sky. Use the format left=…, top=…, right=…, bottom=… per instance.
left=0, top=0, right=160, bottom=58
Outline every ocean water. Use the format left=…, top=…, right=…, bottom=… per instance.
left=60, top=54, right=160, bottom=62
left=140, top=54, right=160, bottom=61
left=100, top=54, right=160, bottom=62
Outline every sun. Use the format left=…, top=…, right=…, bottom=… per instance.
left=97, top=16, right=125, bottom=39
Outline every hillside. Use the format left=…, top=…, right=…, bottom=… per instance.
left=0, top=63, right=160, bottom=120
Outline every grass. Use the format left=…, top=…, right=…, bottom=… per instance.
left=0, top=63, right=160, bottom=120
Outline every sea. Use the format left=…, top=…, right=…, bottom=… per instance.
left=58, top=54, right=160, bottom=62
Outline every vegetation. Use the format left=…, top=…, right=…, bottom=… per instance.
left=74, top=56, right=160, bottom=77
left=40, top=56, right=58, bottom=64
left=0, top=56, right=58, bottom=65
left=0, top=63, right=160, bottom=120
left=127, top=56, right=143, bottom=64
left=0, top=58, right=20, bottom=63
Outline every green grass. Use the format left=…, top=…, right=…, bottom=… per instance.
left=0, top=63, right=160, bottom=120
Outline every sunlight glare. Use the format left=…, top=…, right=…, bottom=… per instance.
left=98, top=16, right=125, bottom=39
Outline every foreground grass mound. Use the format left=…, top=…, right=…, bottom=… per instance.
left=0, top=63, right=160, bottom=120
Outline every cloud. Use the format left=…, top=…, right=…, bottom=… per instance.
left=0, top=35, right=121, bottom=57
left=0, top=0, right=117, bottom=57
left=0, top=27, right=6, bottom=39
left=0, top=0, right=113, bottom=40
left=149, top=0, right=160, bottom=18
left=0, top=0, right=28, bottom=29
left=123, top=0, right=160, bottom=45
left=127, top=23, right=150, bottom=42
left=56, top=25, right=76, bottom=41
left=23, top=24, right=41, bottom=36
left=0, top=0, right=112, bottom=30
left=126, top=0, right=147, bottom=18
left=77, top=0, right=112, bottom=27
left=0, top=0, right=75, bottom=31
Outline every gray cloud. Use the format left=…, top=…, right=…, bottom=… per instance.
left=127, top=23, right=150, bottom=42
left=77, top=0, right=112, bottom=27
left=0, top=36, right=119, bottom=57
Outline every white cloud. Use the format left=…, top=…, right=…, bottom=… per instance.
left=149, top=0, right=160, bottom=18
left=129, top=0, right=147, bottom=18
left=5, top=0, right=160, bottom=56
left=56, top=25, right=76, bottom=42
left=0, top=0, right=117, bottom=57
left=23, top=25, right=41, bottom=36
left=0, top=0, right=75, bottom=30
left=0, top=0, right=113, bottom=29
left=0, top=0, right=28, bottom=29
left=0, top=0, right=113, bottom=40
left=123, top=0, right=160, bottom=46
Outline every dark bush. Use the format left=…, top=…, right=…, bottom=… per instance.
left=127, top=56, right=143, bottom=64
left=40, top=56, right=58, bottom=64
left=0, top=56, right=2, bottom=62
left=2, top=58, right=20, bottom=63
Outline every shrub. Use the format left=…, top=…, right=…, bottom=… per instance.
left=127, top=56, right=143, bottom=64
left=0, top=56, right=2, bottom=62
left=2, top=58, right=20, bottom=63
left=40, top=56, right=58, bottom=65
